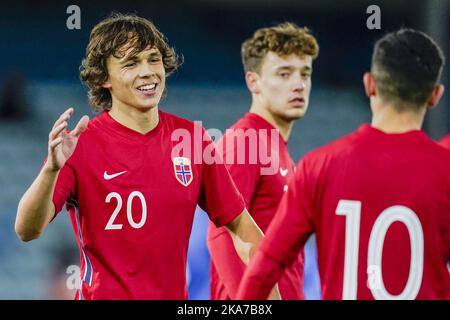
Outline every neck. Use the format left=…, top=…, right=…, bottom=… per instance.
left=371, top=102, right=426, bottom=133
left=249, top=103, right=294, bottom=142
left=109, top=103, right=159, bottom=134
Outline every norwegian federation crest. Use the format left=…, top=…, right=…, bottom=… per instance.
left=172, top=157, right=193, bottom=187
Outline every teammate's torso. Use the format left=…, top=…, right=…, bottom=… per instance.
left=310, top=124, right=450, bottom=299
left=225, top=112, right=295, bottom=231
left=209, top=112, right=303, bottom=300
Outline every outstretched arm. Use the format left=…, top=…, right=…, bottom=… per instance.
left=15, top=108, right=88, bottom=241
left=225, top=209, right=281, bottom=300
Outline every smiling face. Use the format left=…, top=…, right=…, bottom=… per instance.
left=251, top=51, right=313, bottom=121
left=102, top=44, right=166, bottom=112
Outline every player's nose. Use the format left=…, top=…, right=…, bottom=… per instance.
left=138, top=61, right=155, bottom=78
left=292, top=75, right=306, bottom=91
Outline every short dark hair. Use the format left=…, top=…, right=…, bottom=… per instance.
left=79, top=13, right=181, bottom=112
left=241, top=22, right=319, bottom=74
left=372, top=29, right=445, bottom=111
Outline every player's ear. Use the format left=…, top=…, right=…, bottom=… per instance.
left=101, top=57, right=113, bottom=89
left=426, top=84, right=444, bottom=108
left=363, top=72, right=376, bottom=97
left=245, top=71, right=261, bottom=94
left=102, top=79, right=112, bottom=89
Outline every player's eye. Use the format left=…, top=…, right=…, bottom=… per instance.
left=124, top=62, right=136, bottom=68
left=279, top=72, right=290, bottom=78
left=150, top=57, right=162, bottom=63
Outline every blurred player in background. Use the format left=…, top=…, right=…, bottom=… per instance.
left=14, top=13, right=270, bottom=300
left=237, top=28, right=450, bottom=300
left=207, top=23, right=319, bottom=299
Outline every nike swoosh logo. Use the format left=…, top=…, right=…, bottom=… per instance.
left=103, top=170, right=127, bottom=180
left=280, top=168, right=288, bottom=177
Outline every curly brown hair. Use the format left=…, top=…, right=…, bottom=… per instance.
left=79, top=13, right=181, bottom=112
left=241, top=22, right=319, bottom=74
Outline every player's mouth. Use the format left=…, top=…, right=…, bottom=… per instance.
left=136, top=82, right=158, bottom=96
left=288, top=97, right=305, bottom=107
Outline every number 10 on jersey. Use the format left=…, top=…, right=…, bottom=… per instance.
left=336, top=200, right=424, bottom=300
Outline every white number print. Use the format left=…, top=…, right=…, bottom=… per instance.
left=105, top=191, right=148, bottom=230
left=105, top=192, right=123, bottom=230
left=336, top=200, right=424, bottom=300
left=336, top=200, right=361, bottom=300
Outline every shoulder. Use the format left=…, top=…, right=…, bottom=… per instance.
left=290, top=130, right=361, bottom=185
left=77, top=112, right=104, bottom=135
left=227, top=113, right=271, bottom=131
left=70, top=113, right=102, bottom=146
left=428, top=136, right=450, bottom=162
left=229, top=116, right=254, bottom=131
left=221, top=115, right=275, bottom=144
left=302, top=130, right=359, bottom=165
left=160, top=111, right=206, bottom=132
left=438, top=133, right=450, bottom=149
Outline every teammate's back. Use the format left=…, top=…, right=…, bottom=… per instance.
left=302, top=124, right=450, bottom=299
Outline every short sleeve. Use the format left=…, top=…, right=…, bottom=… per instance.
left=260, top=158, right=316, bottom=266
left=198, top=131, right=246, bottom=227
left=53, top=163, right=76, bottom=215
left=438, top=134, right=450, bottom=149
left=41, top=158, right=76, bottom=218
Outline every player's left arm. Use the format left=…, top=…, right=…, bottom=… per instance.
left=225, top=209, right=281, bottom=300
left=225, top=209, right=263, bottom=265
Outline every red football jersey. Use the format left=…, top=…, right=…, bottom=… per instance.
left=439, top=134, right=450, bottom=149
left=51, top=110, right=245, bottom=299
left=207, top=112, right=304, bottom=300
left=238, top=124, right=450, bottom=300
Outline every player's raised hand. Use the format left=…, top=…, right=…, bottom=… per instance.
left=46, top=107, right=89, bottom=171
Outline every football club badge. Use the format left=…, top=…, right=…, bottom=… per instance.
left=172, top=157, right=193, bottom=187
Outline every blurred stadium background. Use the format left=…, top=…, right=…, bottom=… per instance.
left=0, top=0, right=448, bottom=299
